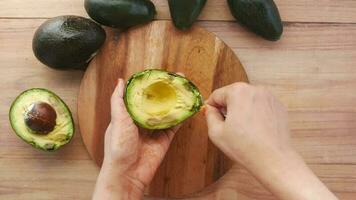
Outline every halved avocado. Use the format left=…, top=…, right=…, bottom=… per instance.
left=124, top=69, right=203, bottom=130
left=32, top=15, right=106, bottom=70
left=9, top=88, right=74, bottom=151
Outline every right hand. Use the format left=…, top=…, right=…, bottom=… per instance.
left=204, top=82, right=292, bottom=168
left=204, top=83, right=338, bottom=200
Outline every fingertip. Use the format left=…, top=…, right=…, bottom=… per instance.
left=111, top=78, right=123, bottom=102
left=204, top=105, right=212, bottom=117
left=204, top=104, right=213, bottom=116
left=205, top=105, right=225, bottom=137
left=117, top=78, right=125, bottom=98
left=177, top=72, right=185, bottom=77
left=111, top=78, right=126, bottom=112
left=205, top=97, right=212, bottom=106
left=110, top=79, right=130, bottom=121
left=203, top=105, right=217, bottom=117
left=200, top=105, right=207, bottom=114
left=205, top=92, right=220, bottom=107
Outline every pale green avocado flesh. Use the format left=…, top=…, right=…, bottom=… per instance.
left=9, top=88, right=74, bottom=151
left=125, top=69, right=203, bottom=130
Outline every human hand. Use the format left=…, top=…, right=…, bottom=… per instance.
left=204, top=82, right=338, bottom=200
left=205, top=82, right=291, bottom=167
left=93, top=78, right=180, bottom=200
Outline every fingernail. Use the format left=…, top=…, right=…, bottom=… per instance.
left=202, top=105, right=209, bottom=116
left=118, top=79, right=123, bottom=89
left=177, top=72, right=185, bottom=77
left=117, top=78, right=125, bottom=97
left=119, top=78, right=125, bottom=88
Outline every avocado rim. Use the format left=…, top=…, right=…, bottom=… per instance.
left=123, top=69, right=203, bottom=130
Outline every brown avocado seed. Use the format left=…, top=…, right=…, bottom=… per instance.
left=24, top=102, right=57, bottom=134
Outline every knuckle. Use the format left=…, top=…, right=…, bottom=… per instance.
left=230, top=82, right=252, bottom=98
left=231, top=82, right=249, bottom=91
left=210, top=89, right=220, bottom=97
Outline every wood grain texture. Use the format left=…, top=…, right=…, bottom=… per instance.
left=77, top=20, right=248, bottom=198
left=187, top=163, right=356, bottom=200
left=1, top=0, right=356, bottom=23
left=1, top=17, right=356, bottom=199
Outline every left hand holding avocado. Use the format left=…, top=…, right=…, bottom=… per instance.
left=92, top=79, right=181, bottom=199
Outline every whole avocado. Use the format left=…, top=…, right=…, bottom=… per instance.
left=168, top=0, right=207, bottom=30
left=85, top=0, right=156, bottom=29
left=227, top=0, right=283, bottom=41
left=32, top=15, right=106, bottom=70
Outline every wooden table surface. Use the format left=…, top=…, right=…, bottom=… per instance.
left=0, top=0, right=356, bottom=199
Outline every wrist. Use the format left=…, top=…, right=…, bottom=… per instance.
left=253, top=147, right=300, bottom=174
left=243, top=148, right=337, bottom=200
left=233, top=144, right=301, bottom=184
left=243, top=145, right=300, bottom=176
left=98, top=162, right=145, bottom=199
left=230, top=143, right=297, bottom=170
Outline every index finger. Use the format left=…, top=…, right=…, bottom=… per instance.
left=206, top=82, right=251, bottom=108
left=205, top=85, right=231, bottom=108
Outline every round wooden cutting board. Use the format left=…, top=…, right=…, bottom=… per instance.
left=78, top=20, right=248, bottom=198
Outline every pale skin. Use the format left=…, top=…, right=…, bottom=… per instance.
left=93, top=79, right=339, bottom=200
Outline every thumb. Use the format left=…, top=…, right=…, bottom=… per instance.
left=110, top=78, right=131, bottom=122
left=205, top=105, right=225, bottom=137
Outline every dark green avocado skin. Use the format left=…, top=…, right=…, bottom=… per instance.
left=32, top=15, right=106, bottom=70
left=84, top=0, right=156, bottom=29
left=168, top=0, right=207, bottom=30
left=227, top=0, right=283, bottom=41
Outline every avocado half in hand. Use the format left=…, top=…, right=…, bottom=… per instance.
left=124, top=69, right=203, bottom=130
left=9, top=88, right=74, bottom=151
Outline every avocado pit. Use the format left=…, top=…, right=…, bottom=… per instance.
left=25, top=102, right=57, bottom=134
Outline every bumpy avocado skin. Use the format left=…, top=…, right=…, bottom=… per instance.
left=9, top=88, right=75, bottom=151
left=124, top=69, right=203, bottom=130
left=168, top=0, right=207, bottom=30
left=227, top=0, right=283, bottom=41
left=32, top=15, right=106, bottom=70
left=85, top=0, right=156, bottom=29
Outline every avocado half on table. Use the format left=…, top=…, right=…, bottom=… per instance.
left=125, top=69, right=203, bottom=130
left=9, top=88, right=74, bottom=151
